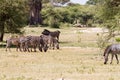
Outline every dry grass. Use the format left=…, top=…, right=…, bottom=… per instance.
left=0, top=47, right=120, bottom=80
left=0, top=27, right=120, bottom=80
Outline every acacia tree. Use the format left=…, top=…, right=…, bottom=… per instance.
left=101, top=0, right=120, bottom=35
left=96, top=0, right=120, bottom=48
left=0, top=0, right=27, bottom=41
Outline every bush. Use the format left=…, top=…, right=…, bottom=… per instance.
left=115, top=37, right=120, bottom=42
left=50, top=22, right=60, bottom=28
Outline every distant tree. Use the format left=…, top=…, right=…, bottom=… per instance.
left=0, top=0, right=27, bottom=41
left=41, top=4, right=95, bottom=28
left=56, top=0, right=70, bottom=4
left=86, top=0, right=101, bottom=5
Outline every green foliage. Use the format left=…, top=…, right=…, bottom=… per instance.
left=41, top=4, right=95, bottom=28
left=101, top=0, right=120, bottom=29
left=93, top=0, right=120, bottom=48
left=87, top=19, right=93, bottom=27
left=115, top=37, right=120, bottom=42
left=42, top=7, right=63, bottom=28
left=0, top=0, right=27, bottom=33
left=86, top=0, right=102, bottom=5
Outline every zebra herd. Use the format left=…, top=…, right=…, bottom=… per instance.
left=5, top=29, right=60, bottom=52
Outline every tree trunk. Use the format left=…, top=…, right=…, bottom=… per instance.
left=29, top=0, right=42, bottom=26
left=0, top=26, right=4, bottom=42
left=0, top=32, right=4, bottom=42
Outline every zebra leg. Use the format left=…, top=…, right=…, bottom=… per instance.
left=115, top=54, right=119, bottom=64
left=39, top=46, right=43, bottom=52
left=18, top=44, right=20, bottom=51
left=110, top=54, right=114, bottom=64
left=9, top=47, right=11, bottom=52
left=6, top=46, right=8, bottom=51
left=6, top=45, right=10, bottom=51
left=33, top=45, right=36, bottom=52
left=52, top=42, right=55, bottom=50
left=16, top=45, right=20, bottom=52
left=56, top=42, right=59, bottom=49
left=49, top=42, right=51, bottom=49
left=20, top=43, right=23, bottom=52
left=19, top=46, right=22, bottom=52
left=34, top=48, right=36, bottom=52
left=39, top=43, right=44, bottom=52
left=16, top=47, right=18, bottom=52
left=104, top=53, right=109, bottom=64
left=30, top=47, right=32, bottom=52
left=25, top=44, right=29, bottom=52
left=27, top=46, right=30, bottom=52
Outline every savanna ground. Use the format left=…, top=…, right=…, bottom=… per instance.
left=0, top=27, right=120, bottom=80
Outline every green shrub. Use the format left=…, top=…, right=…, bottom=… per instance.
left=115, top=37, right=120, bottom=42
left=50, top=22, right=60, bottom=28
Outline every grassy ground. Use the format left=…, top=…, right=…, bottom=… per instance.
left=0, top=27, right=120, bottom=80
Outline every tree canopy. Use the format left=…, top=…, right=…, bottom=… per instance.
left=0, top=0, right=27, bottom=41
left=41, top=4, right=96, bottom=28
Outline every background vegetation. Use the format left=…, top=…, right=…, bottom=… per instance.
left=0, top=0, right=120, bottom=44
